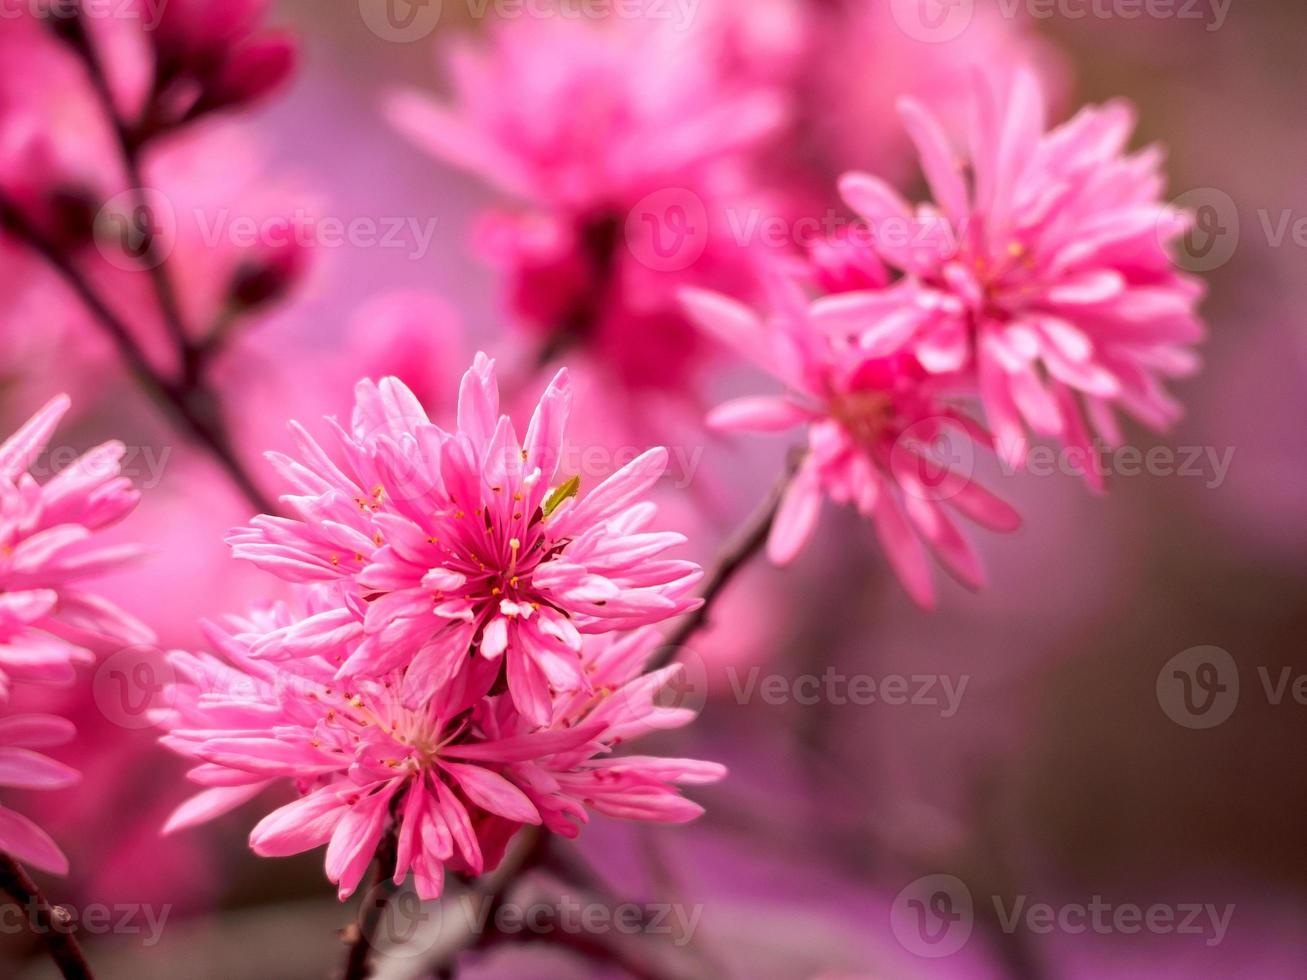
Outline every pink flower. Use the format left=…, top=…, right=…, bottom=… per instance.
left=0, top=395, right=152, bottom=698
left=150, top=0, right=297, bottom=119
left=0, top=709, right=79, bottom=875
left=830, top=70, right=1205, bottom=488
left=808, top=2, right=1064, bottom=186
left=682, top=285, right=1020, bottom=608
left=386, top=15, right=784, bottom=393
left=158, top=592, right=723, bottom=901
left=230, top=355, right=701, bottom=724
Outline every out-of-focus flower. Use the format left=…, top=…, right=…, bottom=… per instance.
left=809, top=1, right=1064, bottom=187
left=148, top=0, right=296, bottom=124
left=387, top=12, right=784, bottom=394
left=682, top=285, right=1020, bottom=608
left=229, top=355, right=701, bottom=724
left=0, top=395, right=152, bottom=697
left=0, top=709, right=79, bottom=875
left=158, top=594, right=723, bottom=901
left=342, top=291, right=465, bottom=413
left=831, top=71, right=1205, bottom=486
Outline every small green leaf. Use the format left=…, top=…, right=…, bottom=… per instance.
left=542, top=474, right=581, bottom=518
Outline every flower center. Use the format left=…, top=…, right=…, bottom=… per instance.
left=828, top=390, right=894, bottom=447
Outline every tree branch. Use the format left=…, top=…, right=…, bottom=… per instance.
left=341, top=827, right=400, bottom=980
left=0, top=852, right=95, bottom=980
left=0, top=189, right=275, bottom=515
left=651, top=456, right=801, bottom=671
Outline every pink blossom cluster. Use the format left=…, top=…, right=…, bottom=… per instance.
left=0, top=396, right=148, bottom=874
left=683, top=70, right=1203, bottom=605
left=387, top=12, right=787, bottom=395
left=157, top=357, right=720, bottom=897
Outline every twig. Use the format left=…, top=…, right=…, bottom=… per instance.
left=0, top=852, right=95, bottom=980
left=59, top=6, right=194, bottom=374
left=5, top=6, right=277, bottom=515
left=0, top=190, right=274, bottom=514
left=341, top=827, right=401, bottom=980
left=650, top=456, right=801, bottom=671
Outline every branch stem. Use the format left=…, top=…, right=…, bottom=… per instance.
left=652, top=457, right=800, bottom=671
left=341, top=827, right=400, bottom=980
left=0, top=853, right=95, bottom=980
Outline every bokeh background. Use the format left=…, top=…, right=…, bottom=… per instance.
left=1, top=0, right=1305, bottom=976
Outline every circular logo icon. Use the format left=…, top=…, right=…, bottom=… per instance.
left=357, top=879, right=440, bottom=958
left=1167, top=188, right=1239, bottom=273
left=889, top=0, right=975, bottom=44
left=624, top=188, right=709, bottom=273
left=889, top=418, right=977, bottom=503
left=890, top=874, right=974, bottom=958
left=94, top=188, right=177, bottom=271
left=611, top=644, right=709, bottom=717
left=358, top=0, right=443, bottom=43
left=92, top=645, right=176, bottom=730
left=1157, top=645, right=1239, bottom=729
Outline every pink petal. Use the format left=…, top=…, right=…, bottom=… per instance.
left=706, top=397, right=811, bottom=433
left=767, top=463, right=823, bottom=566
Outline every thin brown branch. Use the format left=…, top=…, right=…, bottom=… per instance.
left=60, top=6, right=193, bottom=372
left=341, top=827, right=401, bottom=980
left=0, top=191, right=275, bottom=514
left=0, top=852, right=95, bottom=980
left=650, top=456, right=801, bottom=671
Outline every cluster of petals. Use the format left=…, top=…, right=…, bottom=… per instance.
left=0, top=396, right=149, bottom=873
left=159, top=590, right=723, bottom=900
left=825, top=70, right=1204, bottom=487
left=0, top=396, right=151, bottom=696
left=386, top=12, right=785, bottom=392
left=683, top=280, right=1020, bottom=609
left=229, top=355, right=701, bottom=724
